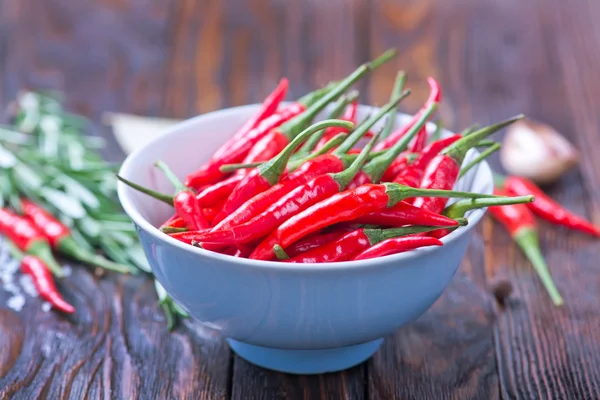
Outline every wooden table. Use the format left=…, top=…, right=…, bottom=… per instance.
left=1, top=0, right=600, bottom=398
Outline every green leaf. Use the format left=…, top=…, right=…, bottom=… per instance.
left=0, top=145, right=17, bottom=168
left=40, top=187, right=86, bottom=219
left=0, top=126, right=33, bottom=145
left=98, top=236, right=130, bottom=265
left=99, top=221, right=137, bottom=234
left=76, top=217, right=101, bottom=240
left=106, top=230, right=135, bottom=247
left=128, top=245, right=152, bottom=273
left=70, top=227, right=96, bottom=252
left=57, top=173, right=100, bottom=210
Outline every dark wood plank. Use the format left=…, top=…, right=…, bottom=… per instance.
left=0, top=0, right=232, bottom=398
left=367, top=2, right=500, bottom=398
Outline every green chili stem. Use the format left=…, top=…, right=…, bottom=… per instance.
left=333, top=129, right=382, bottom=190
left=259, top=119, right=354, bottom=186
left=273, top=244, right=290, bottom=260
left=380, top=71, right=407, bottom=140
left=460, top=124, right=480, bottom=136
left=458, top=143, right=501, bottom=179
left=385, top=182, right=500, bottom=207
left=116, top=175, right=174, bottom=206
left=219, top=162, right=262, bottom=173
left=514, top=228, right=564, bottom=306
left=443, top=195, right=535, bottom=219
left=364, top=220, right=467, bottom=245
left=155, top=160, right=186, bottom=193
left=430, top=120, right=444, bottom=142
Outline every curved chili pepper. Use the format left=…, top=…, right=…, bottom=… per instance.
left=346, top=102, right=438, bottom=189
left=286, top=223, right=456, bottom=263
left=351, top=201, right=459, bottom=227
left=352, top=236, right=443, bottom=261
left=190, top=130, right=382, bottom=245
left=156, top=160, right=209, bottom=230
left=412, top=115, right=524, bottom=213
left=489, top=187, right=563, bottom=306
left=500, top=175, right=600, bottom=237
left=374, top=77, right=441, bottom=151
left=20, top=200, right=130, bottom=273
left=211, top=119, right=354, bottom=225
left=408, top=127, right=428, bottom=153
left=196, top=174, right=244, bottom=206
left=183, top=79, right=288, bottom=188
left=250, top=183, right=497, bottom=260
left=0, top=207, right=64, bottom=277
left=23, top=255, right=75, bottom=313
left=160, top=214, right=186, bottom=230
left=285, top=231, right=347, bottom=258
left=211, top=92, right=409, bottom=230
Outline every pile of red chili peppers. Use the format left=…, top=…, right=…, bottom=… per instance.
left=118, top=50, right=600, bottom=306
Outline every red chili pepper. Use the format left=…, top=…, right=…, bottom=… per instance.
left=20, top=200, right=130, bottom=273
left=233, top=50, right=396, bottom=172
left=351, top=201, right=459, bottom=227
left=196, top=174, right=245, bottom=206
left=315, top=100, right=358, bottom=150
left=190, top=130, right=383, bottom=245
left=21, top=255, right=75, bottom=313
left=202, top=205, right=221, bottom=226
left=375, top=77, right=441, bottom=151
left=211, top=119, right=354, bottom=225
left=408, top=126, right=427, bottom=153
left=0, top=207, right=64, bottom=277
left=489, top=187, right=563, bottom=306
left=156, top=161, right=209, bottom=230
left=285, top=231, right=347, bottom=258
left=501, top=175, right=600, bottom=237
left=160, top=214, right=185, bottom=230
left=286, top=224, right=450, bottom=263
left=346, top=102, right=438, bottom=189
left=250, top=183, right=496, bottom=260
left=352, top=236, right=443, bottom=261
left=183, top=79, right=288, bottom=188
left=412, top=115, right=523, bottom=213
left=380, top=152, right=411, bottom=182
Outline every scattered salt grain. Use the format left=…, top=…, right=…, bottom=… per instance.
left=19, top=274, right=39, bottom=298
left=41, top=302, right=52, bottom=313
left=7, top=295, right=25, bottom=312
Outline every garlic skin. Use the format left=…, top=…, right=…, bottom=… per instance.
left=103, top=113, right=181, bottom=155
left=500, top=119, right=579, bottom=185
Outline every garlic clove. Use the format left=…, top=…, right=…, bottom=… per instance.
left=500, top=119, right=579, bottom=185
left=103, top=112, right=181, bottom=155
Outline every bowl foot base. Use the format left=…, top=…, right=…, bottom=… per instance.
left=226, top=338, right=383, bottom=374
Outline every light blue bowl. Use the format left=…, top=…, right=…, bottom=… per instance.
left=118, top=103, right=493, bottom=374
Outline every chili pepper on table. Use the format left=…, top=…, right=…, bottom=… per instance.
left=285, top=221, right=464, bottom=263
left=20, top=200, right=130, bottom=273
left=0, top=207, right=64, bottom=277
left=210, top=91, right=409, bottom=231
left=352, top=236, right=443, bottom=261
left=249, top=183, right=498, bottom=261
left=488, top=187, right=564, bottom=306
left=211, top=119, right=355, bottom=225
left=185, top=128, right=383, bottom=245
left=412, top=114, right=524, bottom=213
left=183, top=78, right=288, bottom=188
left=155, top=161, right=209, bottom=230
left=374, top=76, right=441, bottom=151
left=7, top=241, right=75, bottom=313
left=236, top=49, right=397, bottom=171
left=498, top=174, right=600, bottom=237
left=347, top=102, right=438, bottom=189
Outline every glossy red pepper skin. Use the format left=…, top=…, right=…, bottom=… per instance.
left=237, top=105, right=306, bottom=167
left=286, top=229, right=371, bottom=263
left=351, top=201, right=459, bottom=227
left=202, top=206, right=220, bottom=225
left=285, top=231, right=347, bottom=258
left=409, top=126, right=427, bottom=153
left=489, top=187, right=536, bottom=235
left=381, top=153, right=411, bottom=182
left=192, top=174, right=341, bottom=246
left=375, top=77, right=441, bottom=151
left=411, top=154, right=460, bottom=213
left=184, top=79, right=288, bottom=188
left=21, top=255, right=75, bottom=313
left=212, top=154, right=344, bottom=231
left=196, top=174, right=245, bottom=206
left=352, top=236, right=442, bottom=261
left=20, top=200, right=70, bottom=247
left=250, top=184, right=390, bottom=260
left=315, top=100, right=358, bottom=150
left=173, top=190, right=209, bottom=230
left=346, top=170, right=372, bottom=190
left=160, top=214, right=186, bottom=230
left=504, top=176, right=600, bottom=237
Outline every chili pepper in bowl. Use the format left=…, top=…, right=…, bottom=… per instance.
left=457, top=143, right=501, bottom=179
left=374, top=76, right=441, bottom=151
left=184, top=128, right=383, bottom=245
left=155, top=160, right=209, bottom=230
left=412, top=114, right=524, bottom=213
left=285, top=221, right=465, bottom=263
left=196, top=174, right=244, bottom=207
left=183, top=78, right=288, bottom=188
left=0, top=207, right=64, bottom=277
left=211, top=119, right=355, bottom=224
left=250, top=183, right=499, bottom=261
left=488, top=187, right=563, bottom=306
left=6, top=240, right=75, bottom=313
left=350, top=200, right=459, bottom=227
left=315, top=99, right=358, bottom=150
left=498, top=174, right=600, bottom=237
left=352, top=236, right=443, bottom=261
left=211, top=91, right=410, bottom=231
left=20, top=200, right=130, bottom=273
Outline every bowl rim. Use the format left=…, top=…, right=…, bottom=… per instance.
left=118, top=103, right=492, bottom=272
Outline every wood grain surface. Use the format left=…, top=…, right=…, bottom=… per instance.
left=1, top=0, right=600, bottom=398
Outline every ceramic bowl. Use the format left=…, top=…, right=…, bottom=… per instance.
left=118, top=103, right=493, bottom=374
